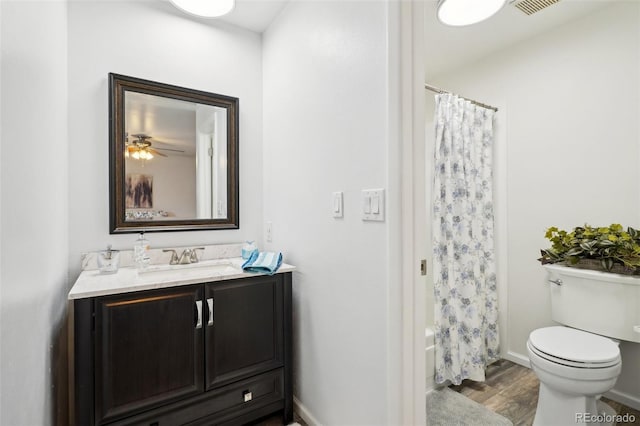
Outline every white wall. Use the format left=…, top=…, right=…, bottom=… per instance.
left=67, top=0, right=263, bottom=279
left=429, top=2, right=640, bottom=406
left=0, top=1, right=69, bottom=424
left=263, top=2, right=396, bottom=424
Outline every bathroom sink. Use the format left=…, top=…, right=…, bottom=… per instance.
left=138, top=259, right=240, bottom=276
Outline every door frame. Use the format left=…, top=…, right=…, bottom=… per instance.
left=389, top=1, right=428, bottom=425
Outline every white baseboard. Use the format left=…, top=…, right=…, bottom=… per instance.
left=504, top=350, right=530, bottom=368
left=293, top=396, right=322, bottom=426
left=605, top=389, right=640, bottom=411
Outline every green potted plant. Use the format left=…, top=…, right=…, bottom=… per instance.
left=539, top=223, right=640, bottom=274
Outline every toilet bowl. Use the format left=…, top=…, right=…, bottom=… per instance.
left=527, top=326, right=621, bottom=426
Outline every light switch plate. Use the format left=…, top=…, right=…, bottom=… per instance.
left=362, top=188, right=385, bottom=221
left=332, top=191, right=343, bottom=218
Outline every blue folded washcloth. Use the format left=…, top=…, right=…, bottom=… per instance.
left=242, top=251, right=283, bottom=275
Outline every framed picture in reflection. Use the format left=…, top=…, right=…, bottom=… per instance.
left=125, top=174, right=153, bottom=209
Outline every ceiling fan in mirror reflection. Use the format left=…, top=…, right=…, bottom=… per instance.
left=124, top=134, right=185, bottom=161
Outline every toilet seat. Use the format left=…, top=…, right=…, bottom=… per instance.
left=528, top=341, right=620, bottom=369
left=528, top=326, right=620, bottom=368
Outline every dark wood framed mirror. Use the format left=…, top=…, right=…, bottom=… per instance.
left=109, top=73, right=239, bottom=233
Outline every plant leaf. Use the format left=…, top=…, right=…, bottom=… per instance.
left=579, top=242, right=593, bottom=251
left=597, top=240, right=616, bottom=247
left=565, top=248, right=583, bottom=257
left=601, top=258, right=614, bottom=271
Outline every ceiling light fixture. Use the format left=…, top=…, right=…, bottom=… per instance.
left=437, top=0, right=507, bottom=26
left=126, top=145, right=154, bottom=161
left=169, top=0, right=235, bottom=18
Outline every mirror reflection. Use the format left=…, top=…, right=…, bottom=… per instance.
left=124, top=92, right=228, bottom=221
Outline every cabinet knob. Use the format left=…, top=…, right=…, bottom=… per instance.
left=243, top=390, right=252, bottom=402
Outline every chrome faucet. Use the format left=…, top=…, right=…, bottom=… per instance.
left=163, top=247, right=205, bottom=265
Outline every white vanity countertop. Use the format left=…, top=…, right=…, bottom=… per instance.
left=69, top=257, right=295, bottom=300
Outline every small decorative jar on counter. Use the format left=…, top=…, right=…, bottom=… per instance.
left=97, top=245, right=120, bottom=274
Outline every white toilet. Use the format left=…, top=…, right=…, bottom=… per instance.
left=527, top=326, right=620, bottom=425
left=528, top=264, right=640, bottom=426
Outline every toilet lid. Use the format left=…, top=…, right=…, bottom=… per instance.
left=529, top=326, right=619, bottom=365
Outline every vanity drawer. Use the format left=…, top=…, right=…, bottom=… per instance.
left=106, top=369, right=284, bottom=426
left=198, top=368, right=284, bottom=422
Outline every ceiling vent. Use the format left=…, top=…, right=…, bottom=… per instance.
left=510, top=0, right=560, bottom=15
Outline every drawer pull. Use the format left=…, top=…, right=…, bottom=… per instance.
left=243, top=390, right=252, bottom=402
left=548, top=279, right=562, bottom=286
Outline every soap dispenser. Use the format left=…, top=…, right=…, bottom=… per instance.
left=134, top=232, right=151, bottom=270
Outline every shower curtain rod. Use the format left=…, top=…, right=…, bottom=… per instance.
left=425, top=83, right=498, bottom=112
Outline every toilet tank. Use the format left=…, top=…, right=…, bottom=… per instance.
left=544, top=264, right=640, bottom=343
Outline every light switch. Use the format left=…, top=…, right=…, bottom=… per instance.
left=362, top=188, right=385, bottom=222
left=332, top=191, right=343, bottom=218
left=371, top=195, right=380, bottom=214
left=363, top=194, right=371, bottom=214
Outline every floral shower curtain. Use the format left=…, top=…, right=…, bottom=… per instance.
left=432, top=93, right=499, bottom=385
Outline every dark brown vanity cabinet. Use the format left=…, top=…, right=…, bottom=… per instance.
left=72, top=273, right=292, bottom=426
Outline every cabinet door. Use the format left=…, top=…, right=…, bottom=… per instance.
left=95, top=286, right=204, bottom=424
left=205, top=275, right=283, bottom=389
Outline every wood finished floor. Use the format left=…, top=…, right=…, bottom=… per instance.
left=450, top=359, right=640, bottom=426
